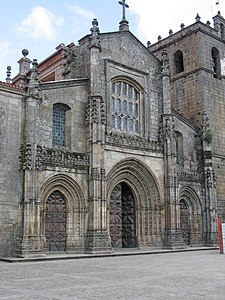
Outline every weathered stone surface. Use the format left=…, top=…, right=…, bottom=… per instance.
left=1, top=11, right=225, bottom=257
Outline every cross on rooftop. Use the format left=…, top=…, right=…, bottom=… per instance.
left=118, top=0, right=129, bottom=21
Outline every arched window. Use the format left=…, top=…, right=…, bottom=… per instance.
left=174, top=50, right=184, bottom=74
left=52, top=103, right=71, bottom=146
left=111, top=81, right=140, bottom=133
left=175, top=131, right=184, bottom=166
left=211, top=47, right=221, bottom=79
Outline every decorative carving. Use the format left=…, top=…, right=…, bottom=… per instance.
left=100, top=99, right=106, bottom=124
left=61, top=44, right=77, bottom=79
left=26, top=59, right=43, bottom=102
left=106, top=132, right=162, bottom=152
left=91, top=99, right=99, bottom=123
left=85, top=97, right=106, bottom=125
left=90, top=19, right=101, bottom=50
left=177, top=169, right=201, bottom=182
left=19, top=144, right=89, bottom=170
left=90, top=168, right=100, bottom=180
left=206, top=167, right=216, bottom=189
left=202, top=111, right=212, bottom=143
left=100, top=168, right=106, bottom=181
left=85, top=103, right=90, bottom=126
left=161, top=50, right=170, bottom=77
left=20, top=143, right=32, bottom=170
left=164, top=116, right=175, bottom=139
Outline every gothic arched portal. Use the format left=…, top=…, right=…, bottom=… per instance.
left=179, top=187, right=203, bottom=246
left=45, top=191, right=67, bottom=251
left=40, top=174, right=87, bottom=253
left=107, top=159, right=163, bottom=248
left=110, top=182, right=137, bottom=248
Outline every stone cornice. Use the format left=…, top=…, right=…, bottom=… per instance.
left=40, top=78, right=89, bottom=90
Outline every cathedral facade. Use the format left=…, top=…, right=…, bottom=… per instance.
left=0, top=9, right=224, bottom=257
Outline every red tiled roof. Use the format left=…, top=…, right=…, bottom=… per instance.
left=0, top=81, right=24, bottom=91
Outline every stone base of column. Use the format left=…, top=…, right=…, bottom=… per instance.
left=163, top=229, right=187, bottom=249
left=15, top=235, right=46, bottom=258
left=66, top=235, right=85, bottom=254
left=204, top=232, right=219, bottom=247
left=84, top=229, right=112, bottom=254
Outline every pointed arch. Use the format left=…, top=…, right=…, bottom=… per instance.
left=110, top=78, right=143, bottom=134
left=107, top=158, right=164, bottom=247
left=179, top=186, right=203, bottom=245
left=40, top=174, right=87, bottom=252
left=107, top=158, right=162, bottom=208
left=179, top=186, right=202, bottom=214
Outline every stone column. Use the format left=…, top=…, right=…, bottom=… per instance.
left=84, top=19, right=111, bottom=253
left=161, top=51, right=186, bottom=249
left=202, top=112, right=218, bottom=245
left=18, top=59, right=45, bottom=257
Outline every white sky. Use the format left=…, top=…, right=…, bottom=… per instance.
left=0, top=0, right=224, bottom=81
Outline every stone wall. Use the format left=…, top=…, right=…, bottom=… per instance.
left=0, top=87, right=24, bottom=256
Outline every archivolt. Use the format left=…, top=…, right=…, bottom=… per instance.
left=106, top=158, right=161, bottom=209
left=39, top=174, right=86, bottom=210
left=179, top=186, right=202, bottom=214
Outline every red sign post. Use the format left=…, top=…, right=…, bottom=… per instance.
left=218, top=218, right=223, bottom=254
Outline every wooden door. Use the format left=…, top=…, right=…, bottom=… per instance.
left=45, top=191, right=67, bottom=251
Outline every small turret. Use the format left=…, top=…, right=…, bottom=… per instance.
left=213, top=11, right=225, bottom=39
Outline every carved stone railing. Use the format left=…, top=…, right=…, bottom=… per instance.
left=106, top=132, right=163, bottom=153
left=19, top=144, right=89, bottom=170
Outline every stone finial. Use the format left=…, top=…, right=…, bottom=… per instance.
left=206, top=21, right=211, bottom=26
left=195, top=14, right=201, bottom=22
left=169, top=29, right=173, bottom=36
left=29, top=59, right=39, bottom=87
left=90, top=18, right=100, bottom=36
left=22, top=49, right=29, bottom=58
left=180, top=23, right=185, bottom=30
left=5, top=66, right=12, bottom=83
left=158, top=35, right=162, bottom=41
left=147, top=41, right=151, bottom=48
left=18, top=49, right=31, bottom=76
left=90, top=18, right=101, bottom=50
left=27, top=59, right=43, bottom=101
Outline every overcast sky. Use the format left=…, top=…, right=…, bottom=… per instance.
left=0, top=0, right=224, bottom=81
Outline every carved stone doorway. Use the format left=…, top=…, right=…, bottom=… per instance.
left=45, top=191, right=67, bottom=251
left=180, top=199, right=190, bottom=245
left=110, top=182, right=137, bottom=248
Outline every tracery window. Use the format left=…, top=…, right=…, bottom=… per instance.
left=111, top=81, right=140, bottom=133
left=52, top=103, right=71, bottom=146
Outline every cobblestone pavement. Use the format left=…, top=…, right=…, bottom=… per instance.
left=0, top=250, right=225, bottom=300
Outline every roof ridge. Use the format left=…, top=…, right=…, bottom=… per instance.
left=0, top=81, right=24, bottom=91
